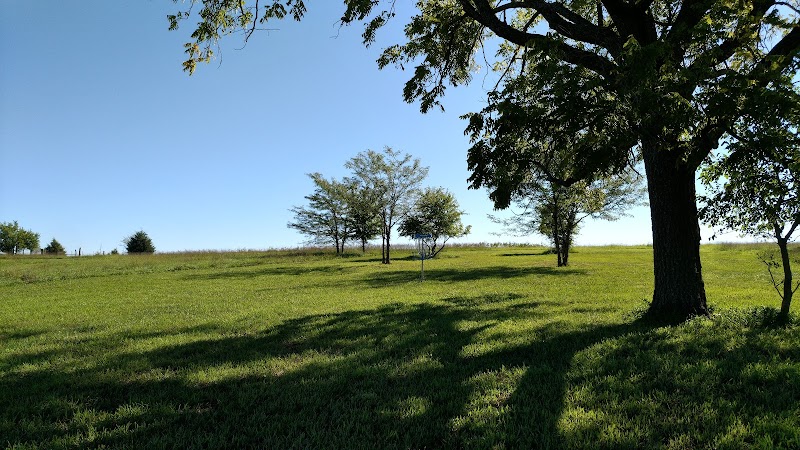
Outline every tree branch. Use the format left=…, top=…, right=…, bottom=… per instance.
left=529, top=0, right=623, bottom=57
left=601, top=0, right=656, bottom=44
left=685, top=22, right=800, bottom=169
left=665, top=0, right=716, bottom=46
left=460, top=0, right=617, bottom=78
left=685, top=1, right=777, bottom=84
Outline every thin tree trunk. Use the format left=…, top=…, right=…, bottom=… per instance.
left=778, top=237, right=793, bottom=317
left=559, top=213, right=577, bottom=267
left=385, top=227, right=391, bottom=264
left=643, top=142, right=709, bottom=320
left=551, top=194, right=563, bottom=266
left=381, top=215, right=389, bottom=264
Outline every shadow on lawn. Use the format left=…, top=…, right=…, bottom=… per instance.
left=179, top=261, right=585, bottom=287
left=182, top=264, right=356, bottom=281
left=363, top=265, right=587, bottom=287
left=500, top=250, right=554, bottom=257
left=2, top=304, right=798, bottom=448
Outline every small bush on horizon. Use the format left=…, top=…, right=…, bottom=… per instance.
left=44, top=238, right=66, bottom=255
left=123, top=230, right=155, bottom=254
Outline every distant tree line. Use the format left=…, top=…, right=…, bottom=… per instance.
left=0, top=221, right=155, bottom=256
left=288, top=147, right=470, bottom=263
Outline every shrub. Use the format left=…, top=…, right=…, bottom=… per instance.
left=124, top=231, right=155, bottom=254
left=44, top=238, right=66, bottom=255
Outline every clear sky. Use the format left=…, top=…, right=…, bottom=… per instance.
left=0, top=1, right=742, bottom=254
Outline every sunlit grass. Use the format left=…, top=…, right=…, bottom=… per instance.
left=1, top=244, right=797, bottom=448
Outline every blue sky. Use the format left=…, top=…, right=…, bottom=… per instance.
left=1, top=1, right=736, bottom=253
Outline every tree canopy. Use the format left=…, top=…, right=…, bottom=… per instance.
left=699, top=81, right=800, bottom=317
left=0, top=221, right=40, bottom=255
left=169, top=1, right=800, bottom=320
left=493, top=170, right=645, bottom=266
left=346, top=147, right=428, bottom=264
left=124, top=231, right=156, bottom=254
left=288, top=173, right=356, bottom=253
left=399, top=187, right=471, bottom=257
left=44, top=238, right=67, bottom=255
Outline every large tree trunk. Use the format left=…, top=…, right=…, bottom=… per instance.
left=643, top=143, right=709, bottom=320
left=777, top=237, right=793, bottom=317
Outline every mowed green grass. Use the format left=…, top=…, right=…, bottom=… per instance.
left=1, top=244, right=798, bottom=449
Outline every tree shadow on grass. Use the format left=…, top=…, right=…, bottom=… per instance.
left=0, top=299, right=627, bottom=449
left=500, top=250, right=553, bottom=257
left=181, top=264, right=356, bottom=281
left=556, top=314, right=800, bottom=447
left=0, top=328, right=46, bottom=340
left=2, top=304, right=798, bottom=448
left=362, top=266, right=587, bottom=287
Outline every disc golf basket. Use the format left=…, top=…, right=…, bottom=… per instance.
left=414, top=233, right=432, bottom=281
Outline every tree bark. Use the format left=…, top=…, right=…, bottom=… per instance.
left=560, top=233, right=570, bottom=267
left=551, top=193, right=564, bottom=266
left=381, top=220, right=387, bottom=263
left=643, top=142, right=709, bottom=320
left=777, top=237, right=793, bottom=317
left=385, top=229, right=391, bottom=264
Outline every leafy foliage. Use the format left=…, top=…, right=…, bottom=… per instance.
left=699, top=144, right=799, bottom=240
left=343, top=180, right=383, bottom=253
left=288, top=150, right=423, bottom=257
left=0, top=221, right=40, bottom=255
left=288, top=173, right=354, bottom=254
left=124, top=230, right=156, bottom=254
left=492, top=170, right=645, bottom=266
left=699, top=79, right=800, bottom=316
left=44, top=238, right=66, bottom=255
left=346, top=147, right=428, bottom=263
left=399, top=187, right=471, bottom=257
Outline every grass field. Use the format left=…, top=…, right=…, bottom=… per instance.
left=1, top=244, right=798, bottom=449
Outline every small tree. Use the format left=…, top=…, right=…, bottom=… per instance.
left=343, top=179, right=383, bottom=253
left=0, top=221, right=40, bottom=255
left=699, top=96, right=800, bottom=318
left=399, top=187, right=471, bottom=258
left=492, top=170, right=645, bottom=267
left=288, top=173, right=354, bottom=254
left=44, top=238, right=66, bottom=255
left=19, top=229, right=40, bottom=254
left=124, top=230, right=155, bottom=254
left=346, top=147, right=428, bottom=264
